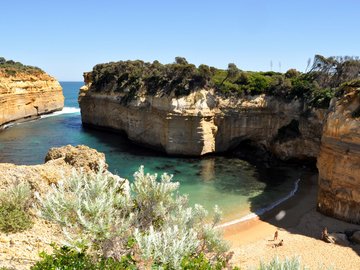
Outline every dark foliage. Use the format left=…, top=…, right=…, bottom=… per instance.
left=88, top=56, right=360, bottom=108
left=0, top=57, right=43, bottom=76
left=31, top=246, right=234, bottom=270
left=31, top=245, right=137, bottom=270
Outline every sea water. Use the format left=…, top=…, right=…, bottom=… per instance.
left=0, top=82, right=304, bottom=222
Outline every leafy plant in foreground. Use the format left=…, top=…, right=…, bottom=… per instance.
left=258, top=256, right=306, bottom=270
left=36, top=165, right=230, bottom=269
left=31, top=244, right=136, bottom=270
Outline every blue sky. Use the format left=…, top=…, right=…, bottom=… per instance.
left=1, top=0, right=359, bottom=81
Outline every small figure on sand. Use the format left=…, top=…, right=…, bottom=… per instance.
left=321, top=227, right=335, bottom=244
left=273, top=230, right=278, bottom=241
left=272, top=239, right=284, bottom=248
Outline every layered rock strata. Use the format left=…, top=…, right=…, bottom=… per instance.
left=79, top=78, right=325, bottom=160
left=317, top=91, right=360, bottom=223
left=0, top=69, right=64, bottom=128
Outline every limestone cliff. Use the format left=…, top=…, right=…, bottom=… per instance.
left=79, top=77, right=325, bottom=160
left=317, top=90, right=360, bottom=223
left=0, top=68, right=64, bottom=128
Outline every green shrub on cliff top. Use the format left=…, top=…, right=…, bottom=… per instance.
left=88, top=55, right=360, bottom=108
left=0, top=182, right=33, bottom=233
left=0, top=56, right=43, bottom=75
left=36, top=165, right=231, bottom=269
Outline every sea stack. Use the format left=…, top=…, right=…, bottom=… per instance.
left=78, top=60, right=324, bottom=160
left=0, top=58, right=64, bottom=128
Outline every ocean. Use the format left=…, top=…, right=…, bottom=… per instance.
left=0, top=82, right=305, bottom=221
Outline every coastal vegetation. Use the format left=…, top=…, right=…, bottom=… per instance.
left=0, top=57, right=43, bottom=76
left=35, top=165, right=232, bottom=269
left=0, top=182, right=33, bottom=233
left=32, top=165, right=316, bottom=269
left=89, top=55, right=360, bottom=108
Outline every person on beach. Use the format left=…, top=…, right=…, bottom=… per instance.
left=273, top=230, right=278, bottom=241
left=272, top=239, right=284, bottom=248
left=321, top=227, right=335, bottom=243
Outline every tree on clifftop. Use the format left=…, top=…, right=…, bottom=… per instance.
left=221, top=63, right=239, bottom=85
left=175, top=56, right=189, bottom=65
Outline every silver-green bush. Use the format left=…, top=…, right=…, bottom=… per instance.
left=36, top=165, right=229, bottom=269
left=258, top=256, right=306, bottom=270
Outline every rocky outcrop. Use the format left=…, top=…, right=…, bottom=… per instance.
left=0, top=145, right=107, bottom=194
left=79, top=79, right=325, bottom=160
left=0, top=69, right=64, bottom=128
left=0, top=145, right=122, bottom=270
left=317, top=91, right=360, bottom=224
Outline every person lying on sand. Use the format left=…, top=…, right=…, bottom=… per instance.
left=272, top=239, right=284, bottom=248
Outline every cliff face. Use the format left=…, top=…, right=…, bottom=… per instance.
left=0, top=69, right=64, bottom=128
left=79, top=79, right=325, bottom=160
left=317, top=91, right=360, bottom=223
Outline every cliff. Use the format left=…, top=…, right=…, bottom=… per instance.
left=0, top=67, right=64, bottom=128
left=79, top=79, right=325, bottom=160
left=317, top=89, right=360, bottom=223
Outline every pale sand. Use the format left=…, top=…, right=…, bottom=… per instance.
left=223, top=173, right=360, bottom=270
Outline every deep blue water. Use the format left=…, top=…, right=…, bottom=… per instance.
left=0, top=82, right=304, bottom=221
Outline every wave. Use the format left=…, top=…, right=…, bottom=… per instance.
left=2, top=123, right=15, bottom=129
left=217, top=178, right=301, bottom=228
left=40, top=107, right=80, bottom=118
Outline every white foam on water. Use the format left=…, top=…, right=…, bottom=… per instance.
left=217, top=178, right=301, bottom=228
left=2, top=123, right=15, bottom=129
left=40, top=107, right=80, bottom=118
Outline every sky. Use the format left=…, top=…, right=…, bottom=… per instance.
left=1, top=0, right=359, bottom=81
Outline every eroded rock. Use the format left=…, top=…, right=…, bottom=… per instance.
left=0, top=69, right=64, bottom=128
left=79, top=80, right=325, bottom=160
left=317, top=91, right=360, bottom=224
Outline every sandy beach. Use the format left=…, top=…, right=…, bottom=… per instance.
left=223, top=173, right=360, bottom=270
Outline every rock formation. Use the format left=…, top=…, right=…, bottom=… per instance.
left=0, top=145, right=108, bottom=195
left=79, top=78, right=325, bottom=160
left=317, top=90, right=360, bottom=223
left=0, top=68, right=64, bottom=128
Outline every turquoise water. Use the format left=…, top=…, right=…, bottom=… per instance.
left=0, top=82, right=303, bottom=221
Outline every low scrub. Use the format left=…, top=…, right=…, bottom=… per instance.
left=0, top=182, right=33, bottom=233
left=0, top=56, right=43, bottom=75
left=36, top=165, right=231, bottom=269
left=88, top=55, right=360, bottom=108
left=258, top=257, right=304, bottom=270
